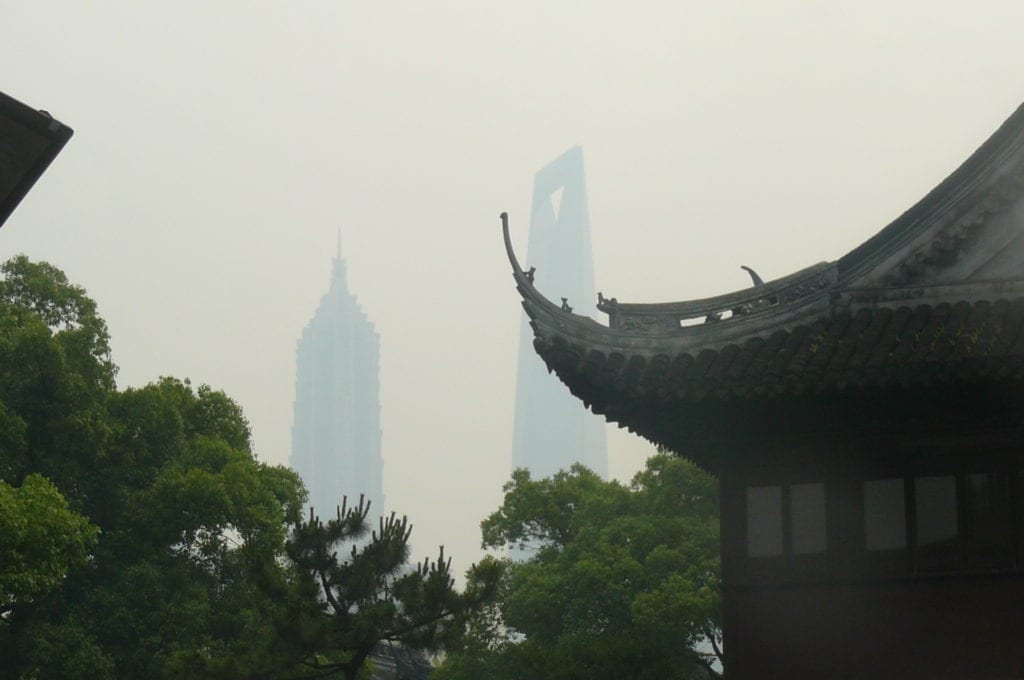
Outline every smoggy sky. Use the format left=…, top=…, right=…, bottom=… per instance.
left=4, top=1, right=1024, bottom=573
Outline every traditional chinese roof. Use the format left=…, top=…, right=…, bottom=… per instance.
left=504, top=101, right=1024, bottom=467
left=0, top=90, right=73, bottom=228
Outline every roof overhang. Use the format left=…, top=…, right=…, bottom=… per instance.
left=502, top=99, right=1024, bottom=470
left=0, top=91, right=73, bottom=229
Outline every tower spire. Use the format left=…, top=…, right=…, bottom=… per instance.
left=330, top=229, right=348, bottom=292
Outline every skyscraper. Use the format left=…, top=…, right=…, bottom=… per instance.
left=512, top=146, right=608, bottom=479
left=291, top=253, right=384, bottom=517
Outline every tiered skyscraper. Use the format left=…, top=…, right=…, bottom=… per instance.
left=512, top=146, right=608, bottom=479
left=291, top=253, right=384, bottom=517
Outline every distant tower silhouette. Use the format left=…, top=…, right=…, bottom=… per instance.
left=291, top=252, right=384, bottom=517
left=512, top=146, right=608, bottom=479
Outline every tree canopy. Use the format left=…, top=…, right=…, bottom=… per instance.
left=265, top=498, right=500, bottom=680
left=0, top=474, right=97, bottom=620
left=1, top=372, right=308, bottom=678
left=436, top=455, right=723, bottom=680
left=0, top=255, right=491, bottom=679
left=0, top=257, right=302, bottom=677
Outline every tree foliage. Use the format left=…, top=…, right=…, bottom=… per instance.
left=436, top=455, right=723, bottom=680
left=0, top=255, right=114, bottom=499
left=262, top=497, right=500, bottom=680
left=0, top=255, right=492, bottom=679
left=0, top=256, right=305, bottom=678
left=0, top=474, right=98, bottom=618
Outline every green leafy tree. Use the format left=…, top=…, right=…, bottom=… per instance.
left=0, top=255, right=113, bottom=504
left=0, top=256, right=306, bottom=679
left=264, top=497, right=501, bottom=680
left=0, top=256, right=498, bottom=678
left=0, top=474, right=98, bottom=619
left=435, top=455, right=722, bottom=680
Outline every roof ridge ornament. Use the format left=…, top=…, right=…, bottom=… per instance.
left=502, top=211, right=608, bottom=330
left=741, top=266, right=764, bottom=286
left=501, top=210, right=834, bottom=338
left=501, top=211, right=543, bottom=300
left=597, top=291, right=618, bottom=312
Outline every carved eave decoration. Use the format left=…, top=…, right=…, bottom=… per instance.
left=503, top=100, right=1024, bottom=468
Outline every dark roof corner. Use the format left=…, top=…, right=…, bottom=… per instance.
left=837, top=99, right=1024, bottom=282
left=0, top=91, right=74, bottom=228
left=501, top=212, right=610, bottom=334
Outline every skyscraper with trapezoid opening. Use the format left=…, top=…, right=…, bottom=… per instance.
left=512, top=146, right=608, bottom=480
left=291, top=250, right=384, bottom=518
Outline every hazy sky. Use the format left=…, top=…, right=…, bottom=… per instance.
left=4, top=1, right=1024, bottom=573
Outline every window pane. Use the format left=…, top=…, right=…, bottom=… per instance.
left=864, top=479, right=906, bottom=551
left=790, top=482, right=826, bottom=554
left=967, top=472, right=1009, bottom=549
left=915, top=476, right=958, bottom=548
left=747, top=486, right=782, bottom=557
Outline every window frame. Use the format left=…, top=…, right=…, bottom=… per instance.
left=731, top=448, right=1021, bottom=584
left=855, top=453, right=1016, bottom=576
left=738, top=466, right=831, bottom=582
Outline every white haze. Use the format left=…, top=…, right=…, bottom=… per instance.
left=3, top=1, right=1024, bottom=574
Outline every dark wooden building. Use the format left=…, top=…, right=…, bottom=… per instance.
left=502, top=101, right=1024, bottom=679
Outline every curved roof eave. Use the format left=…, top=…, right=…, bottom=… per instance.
left=502, top=210, right=838, bottom=356
left=503, top=99, right=1024, bottom=358
left=838, top=100, right=1024, bottom=281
